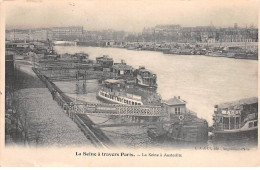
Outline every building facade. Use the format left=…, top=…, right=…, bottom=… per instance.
left=162, top=96, right=187, bottom=120
left=51, top=26, right=83, bottom=40
left=138, top=24, right=258, bottom=43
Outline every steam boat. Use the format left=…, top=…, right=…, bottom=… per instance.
left=97, top=79, right=161, bottom=106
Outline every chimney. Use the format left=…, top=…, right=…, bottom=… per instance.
left=214, top=105, right=218, bottom=113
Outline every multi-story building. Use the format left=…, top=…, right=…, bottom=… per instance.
left=31, top=30, right=48, bottom=41
left=139, top=24, right=258, bottom=43
left=142, top=25, right=181, bottom=42
left=6, top=29, right=51, bottom=41
left=51, top=26, right=83, bottom=40
left=6, top=29, right=30, bottom=41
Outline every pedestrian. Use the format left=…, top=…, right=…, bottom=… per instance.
left=51, top=89, right=55, bottom=100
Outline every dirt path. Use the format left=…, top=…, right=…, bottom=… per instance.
left=7, top=61, right=92, bottom=146
left=16, top=88, right=92, bottom=146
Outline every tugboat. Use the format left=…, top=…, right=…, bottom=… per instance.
left=212, top=97, right=258, bottom=140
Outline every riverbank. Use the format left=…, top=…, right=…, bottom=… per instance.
left=5, top=62, right=92, bottom=146
left=54, top=46, right=258, bottom=126
left=73, top=41, right=258, bottom=60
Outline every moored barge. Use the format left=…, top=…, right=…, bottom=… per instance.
left=212, top=97, right=258, bottom=140
left=136, top=66, right=158, bottom=90
left=97, top=79, right=161, bottom=106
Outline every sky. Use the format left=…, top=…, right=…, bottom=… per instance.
left=4, top=0, right=259, bottom=32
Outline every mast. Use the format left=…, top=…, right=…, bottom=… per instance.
left=245, top=25, right=247, bottom=51
left=13, top=29, right=15, bottom=41
left=153, top=29, right=155, bottom=46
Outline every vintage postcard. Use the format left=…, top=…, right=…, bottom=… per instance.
left=0, top=0, right=259, bottom=166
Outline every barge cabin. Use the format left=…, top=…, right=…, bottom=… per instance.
left=212, top=97, right=258, bottom=139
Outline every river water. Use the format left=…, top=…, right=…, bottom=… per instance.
left=53, top=46, right=258, bottom=148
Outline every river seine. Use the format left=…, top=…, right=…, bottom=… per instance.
left=54, top=46, right=258, bottom=148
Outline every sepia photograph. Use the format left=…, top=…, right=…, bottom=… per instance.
left=0, top=0, right=259, bottom=166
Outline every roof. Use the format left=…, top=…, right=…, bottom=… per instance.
left=138, top=66, right=155, bottom=74
left=74, top=53, right=89, bottom=56
left=163, top=96, right=186, bottom=106
left=139, top=69, right=150, bottom=73
left=139, top=68, right=154, bottom=74
left=112, top=64, right=133, bottom=71
left=7, top=43, right=30, bottom=45
left=104, top=79, right=124, bottom=84
left=96, top=55, right=113, bottom=61
left=218, top=97, right=258, bottom=109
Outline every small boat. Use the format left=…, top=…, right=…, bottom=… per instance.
left=205, top=51, right=226, bottom=57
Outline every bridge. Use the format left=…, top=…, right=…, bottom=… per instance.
left=67, top=102, right=163, bottom=117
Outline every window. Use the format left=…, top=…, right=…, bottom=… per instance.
left=175, top=107, right=181, bottom=115
left=249, top=122, right=254, bottom=128
left=254, top=121, right=258, bottom=127
left=223, top=117, right=229, bottom=130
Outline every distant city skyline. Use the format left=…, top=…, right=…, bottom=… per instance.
left=5, top=23, right=257, bottom=33
left=5, top=0, right=259, bottom=32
